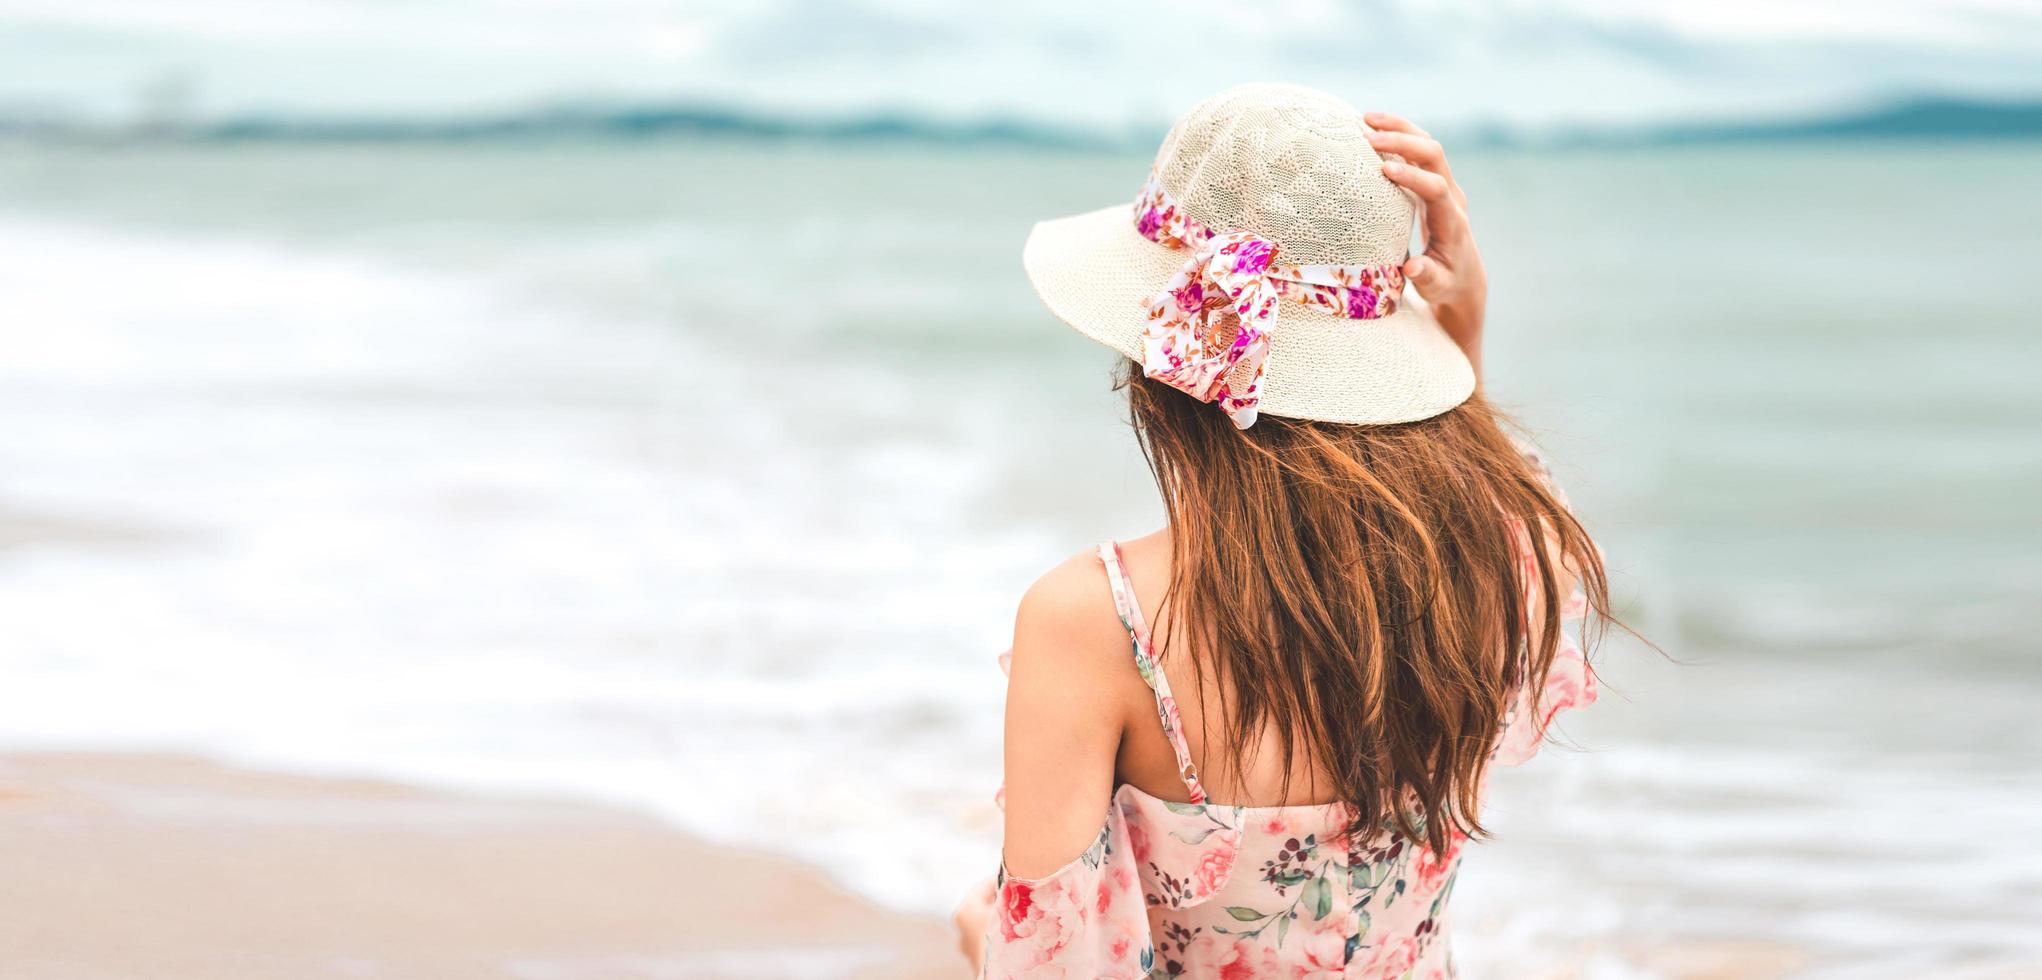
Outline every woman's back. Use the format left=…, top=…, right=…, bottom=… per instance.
left=984, top=511, right=1595, bottom=979
left=1110, top=530, right=1340, bottom=811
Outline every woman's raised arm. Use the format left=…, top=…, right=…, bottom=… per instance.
left=1367, top=111, right=1488, bottom=379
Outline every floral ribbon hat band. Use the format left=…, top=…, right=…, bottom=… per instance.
left=1132, top=170, right=1405, bottom=429
left=1021, top=83, right=1475, bottom=428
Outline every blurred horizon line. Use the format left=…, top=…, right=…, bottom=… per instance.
left=3, top=93, right=2040, bottom=150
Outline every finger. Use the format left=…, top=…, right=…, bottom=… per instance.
left=1385, top=162, right=1470, bottom=254
left=1403, top=254, right=1449, bottom=292
left=1382, top=161, right=1464, bottom=229
left=1363, top=110, right=1430, bottom=139
left=1366, top=130, right=1448, bottom=175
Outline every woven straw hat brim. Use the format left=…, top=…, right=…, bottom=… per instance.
left=1023, top=205, right=1476, bottom=426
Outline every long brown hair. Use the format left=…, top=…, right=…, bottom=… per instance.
left=1121, top=365, right=1611, bottom=854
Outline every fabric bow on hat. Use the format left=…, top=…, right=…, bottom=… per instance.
left=1131, top=171, right=1405, bottom=429
left=1139, top=231, right=1285, bottom=429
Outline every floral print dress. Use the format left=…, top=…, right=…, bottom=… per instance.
left=982, top=524, right=1595, bottom=979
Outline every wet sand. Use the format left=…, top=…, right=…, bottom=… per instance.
left=5, top=752, right=2013, bottom=979
left=0, top=752, right=959, bottom=979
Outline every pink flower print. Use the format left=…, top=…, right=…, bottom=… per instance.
left=1293, top=927, right=1349, bottom=979
left=999, top=879, right=1035, bottom=943
left=1107, top=930, right=1134, bottom=963
left=1098, top=864, right=1137, bottom=919
left=1354, top=936, right=1422, bottom=976
left=1410, top=831, right=1464, bottom=898
left=1229, top=238, right=1277, bottom=275
left=1000, top=877, right=1091, bottom=969
left=1194, top=834, right=1237, bottom=896
left=1138, top=207, right=1163, bottom=239
left=1127, top=817, right=1152, bottom=863
left=1171, top=280, right=1205, bottom=312
left=1260, top=813, right=1289, bottom=836
left=1185, top=934, right=1278, bottom=980
left=1344, top=286, right=1379, bottom=319
left=1043, top=880, right=1092, bottom=952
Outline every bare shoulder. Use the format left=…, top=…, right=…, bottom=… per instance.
left=1010, top=547, right=1128, bottom=681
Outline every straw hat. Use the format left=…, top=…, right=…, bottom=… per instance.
left=1023, top=83, right=1475, bottom=426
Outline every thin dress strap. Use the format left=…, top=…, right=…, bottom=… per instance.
left=1096, top=542, right=1207, bottom=803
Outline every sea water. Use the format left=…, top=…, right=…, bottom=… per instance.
left=0, top=139, right=2037, bottom=976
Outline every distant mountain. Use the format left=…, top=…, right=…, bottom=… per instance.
left=194, top=103, right=1131, bottom=149
left=181, top=95, right=2042, bottom=147
left=7, top=96, right=2038, bottom=148
left=1632, top=97, right=2042, bottom=144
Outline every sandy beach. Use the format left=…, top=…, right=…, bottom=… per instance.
left=0, top=752, right=959, bottom=980
left=0, top=753, right=1872, bottom=980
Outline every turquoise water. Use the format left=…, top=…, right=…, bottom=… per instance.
left=0, top=138, right=2037, bottom=975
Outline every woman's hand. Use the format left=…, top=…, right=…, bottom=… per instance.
left=953, top=876, right=995, bottom=974
left=1366, top=112, right=1487, bottom=379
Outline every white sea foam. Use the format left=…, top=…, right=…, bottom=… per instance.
left=0, top=213, right=1020, bottom=912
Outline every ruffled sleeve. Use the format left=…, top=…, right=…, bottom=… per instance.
left=1493, top=438, right=1599, bottom=766
left=980, top=817, right=1152, bottom=980
left=1492, top=594, right=1597, bottom=766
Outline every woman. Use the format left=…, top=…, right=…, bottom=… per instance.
left=958, top=84, right=1609, bottom=978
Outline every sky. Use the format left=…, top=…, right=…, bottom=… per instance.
left=2, top=0, right=2040, bottom=130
